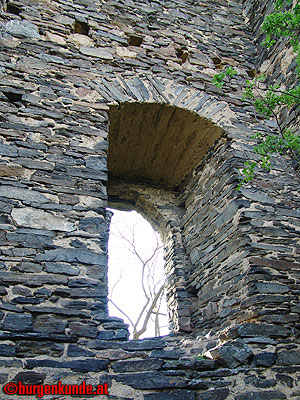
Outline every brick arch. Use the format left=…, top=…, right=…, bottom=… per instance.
left=108, top=102, right=223, bottom=190
left=101, top=75, right=237, bottom=131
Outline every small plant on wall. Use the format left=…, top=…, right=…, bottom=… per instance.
left=213, top=0, right=300, bottom=189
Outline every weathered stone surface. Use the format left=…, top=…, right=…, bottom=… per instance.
left=253, top=352, right=276, bottom=367
left=4, top=20, right=41, bottom=39
left=0, top=344, right=15, bottom=357
left=244, top=376, right=276, bottom=389
left=0, top=373, right=8, bottom=383
left=151, top=350, right=180, bottom=360
left=112, top=359, right=163, bottom=373
left=116, top=47, right=138, bottom=58
left=276, top=374, right=294, bottom=388
left=113, top=372, right=187, bottom=389
left=197, top=388, right=230, bottom=400
left=68, top=322, right=98, bottom=338
left=0, top=143, right=18, bottom=157
left=277, top=350, right=300, bottom=366
left=2, top=314, right=33, bottom=332
left=121, top=339, right=166, bottom=351
left=97, top=329, right=128, bottom=340
left=0, top=272, right=68, bottom=286
left=68, top=33, right=94, bottom=47
left=205, top=339, right=253, bottom=368
left=45, top=262, right=80, bottom=276
left=0, top=186, right=49, bottom=203
left=144, top=390, right=196, bottom=400
left=35, top=249, right=106, bottom=265
left=222, top=324, right=290, bottom=340
left=15, top=341, right=64, bottom=357
left=26, top=359, right=108, bottom=372
left=11, top=207, right=75, bottom=232
left=34, top=315, right=67, bottom=334
left=23, top=306, right=89, bottom=318
left=79, top=46, right=113, bottom=59
left=13, top=372, right=46, bottom=385
left=163, top=359, right=216, bottom=371
left=67, top=344, right=96, bottom=357
left=235, top=391, right=286, bottom=400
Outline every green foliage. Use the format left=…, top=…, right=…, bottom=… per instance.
left=242, top=76, right=300, bottom=118
left=212, top=67, right=237, bottom=88
left=262, top=0, right=300, bottom=67
left=195, top=353, right=207, bottom=360
left=213, top=0, right=300, bottom=189
left=236, top=161, right=257, bottom=190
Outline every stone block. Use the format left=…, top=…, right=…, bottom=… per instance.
left=113, top=372, right=186, bottom=389
left=112, top=359, right=163, bottom=373
left=26, top=359, right=108, bottom=373
left=2, top=313, right=33, bottom=332
left=34, top=315, right=67, bottom=334
left=13, top=372, right=46, bottom=385
left=144, top=390, right=196, bottom=400
left=197, top=388, right=230, bottom=400
left=4, top=20, right=40, bottom=39
left=222, top=324, right=289, bottom=339
left=79, top=46, right=113, bottom=59
left=0, top=344, right=15, bottom=356
left=15, top=341, right=64, bottom=357
left=277, top=350, right=300, bottom=366
left=0, top=143, right=18, bottom=157
left=0, top=186, right=49, bottom=203
left=0, top=373, right=8, bottom=384
left=235, top=391, right=286, bottom=400
left=67, top=344, right=96, bottom=357
left=205, top=339, right=252, bottom=368
left=151, top=350, right=180, bottom=360
left=36, top=248, right=106, bottom=265
left=253, top=352, right=276, bottom=367
left=11, top=207, right=75, bottom=232
left=45, top=262, right=80, bottom=276
left=121, top=338, right=166, bottom=351
left=68, top=322, right=98, bottom=338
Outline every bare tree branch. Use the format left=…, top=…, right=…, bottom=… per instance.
left=108, top=210, right=167, bottom=339
left=133, top=283, right=165, bottom=339
left=108, top=298, right=135, bottom=328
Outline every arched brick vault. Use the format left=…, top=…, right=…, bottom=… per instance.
left=108, top=102, right=223, bottom=189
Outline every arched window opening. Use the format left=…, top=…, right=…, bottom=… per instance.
left=107, top=208, right=169, bottom=339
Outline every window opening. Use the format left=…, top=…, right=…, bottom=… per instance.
left=127, top=34, right=143, bottom=47
left=176, top=47, right=188, bottom=63
left=107, top=208, right=169, bottom=339
left=3, top=91, right=22, bottom=104
left=6, top=2, right=21, bottom=15
left=74, top=20, right=90, bottom=36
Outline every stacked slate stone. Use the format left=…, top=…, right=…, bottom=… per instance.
left=0, top=0, right=299, bottom=398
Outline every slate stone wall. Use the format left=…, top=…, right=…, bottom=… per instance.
left=0, top=0, right=299, bottom=398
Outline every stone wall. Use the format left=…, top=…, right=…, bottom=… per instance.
left=243, top=0, right=299, bottom=130
left=0, top=0, right=299, bottom=398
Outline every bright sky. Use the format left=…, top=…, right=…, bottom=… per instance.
left=107, top=209, right=169, bottom=339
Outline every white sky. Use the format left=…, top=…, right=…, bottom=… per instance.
left=107, top=209, right=169, bottom=339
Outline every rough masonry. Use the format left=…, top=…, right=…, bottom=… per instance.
left=0, top=0, right=299, bottom=398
